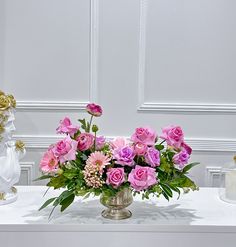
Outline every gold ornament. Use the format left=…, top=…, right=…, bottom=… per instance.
left=15, top=140, right=25, bottom=152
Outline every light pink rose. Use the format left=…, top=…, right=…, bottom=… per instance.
left=131, top=127, right=157, bottom=146
left=86, top=103, right=103, bottom=117
left=106, top=168, right=125, bottom=188
left=181, top=142, right=192, bottom=155
left=40, top=150, right=59, bottom=173
left=160, top=125, right=184, bottom=149
left=113, top=146, right=135, bottom=166
left=134, top=142, right=147, bottom=156
left=95, top=136, right=106, bottom=150
left=76, top=133, right=94, bottom=151
left=53, top=136, right=78, bottom=163
left=56, top=117, right=79, bottom=136
left=128, top=165, right=157, bottom=191
left=110, top=137, right=128, bottom=150
left=173, top=150, right=190, bottom=169
left=145, top=147, right=160, bottom=167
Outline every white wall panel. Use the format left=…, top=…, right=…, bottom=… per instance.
left=0, top=0, right=4, bottom=85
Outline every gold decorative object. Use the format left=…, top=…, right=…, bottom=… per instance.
left=15, top=140, right=25, bottom=152
left=100, top=188, right=133, bottom=220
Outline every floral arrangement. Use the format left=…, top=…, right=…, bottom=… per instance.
left=37, top=103, right=199, bottom=216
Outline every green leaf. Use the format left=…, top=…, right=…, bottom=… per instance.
left=63, top=169, right=78, bottom=179
left=162, top=191, right=169, bottom=201
left=155, top=144, right=165, bottom=151
left=182, top=162, right=200, bottom=174
left=47, top=175, right=67, bottom=189
left=60, top=193, right=75, bottom=212
left=168, top=184, right=181, bottom=199
left=33, top=174, right=51, bottom=181
left=160, top=183, right=173, bottom=198
left=39, top=197, right=57, bottom=211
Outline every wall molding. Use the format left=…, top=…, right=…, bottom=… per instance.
left=16, top=0, right=99, bottom=112
left=19, top=162, right=35, bottom=185
left=206, top=166, right=221, bottom=187
left=13, top=135, right=236, bottom=152
left=137, top=0, right=236, bottom=114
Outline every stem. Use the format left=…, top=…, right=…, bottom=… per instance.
left=94, top=131, right=97, bottom=151
left=160, top=140, right=166, bottom=145
left=88, top=115, right=93, bottom=133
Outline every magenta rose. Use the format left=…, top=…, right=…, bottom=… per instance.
left=173, top=150, right=190, bottom=169
left=128, top=165, right=157, bottom=191
left=181, top=142, right=192, bottom=155
left=40, top=150, right=59, bottom=173
left=131, top=127, right=157, bottom=146
left=76, top=133, right=94, bottom=151
left=95, top=136, right=106, bottom=150
left=113, top=146, right=135, bottom=166
left=134, top=142, right=147, bottom=156
left=160, top=125, right=184, bottom=149
left=106, top=168, right=125, bottom=188
left=53, top=136, right=78, bottom=163
left=145, top=147, right=160, bottom=167
left=86, top=103, right=103, bottom=117
left=56, top=117, right=79, bottom=136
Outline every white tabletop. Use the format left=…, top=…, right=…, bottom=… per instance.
left=1, top=186, right=236, bottom=247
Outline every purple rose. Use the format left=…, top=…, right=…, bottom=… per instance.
left=181, top=142, right=192, bottom=155
left=172, top=150, right=190, bottom=169
left=128, top=165, right=157, bottom=191
left=131, top=127, right=157, bottom=146
left=56, top=117, right=79, bottom=136
left=160, top=125, right=184, bottom=149
left=53, top=136, right=78, bottom=163
left=145, top=147, right=160, bottom=167
left=106, top=168, right=125, bottom=188
left=114, top=146, right=135, bottom=166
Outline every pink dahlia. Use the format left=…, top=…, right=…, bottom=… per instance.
left=86, top=151, right=111, bottom=174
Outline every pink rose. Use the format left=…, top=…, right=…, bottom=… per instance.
left=181, top=142, right=192, bottom=155
left=160, top=125, right=184, bottom=149
left=53, top=136, right=78, bottom=163
left=106, top=168, right=125, bottom=188
left=131, top=127, right=157, bottom=146
left=110, top=137, right=128, bottom=150
left=173, top=150, right=190, bottom=169
left=95, top=136, right=106, bottom=150
left=145, top=147, right=160, bottom=167
left=77, top=133, right=94, bottom=151
left=56, top=117, right=79, bottom=136
left=86, top=103, right=103, bottom=117
left=40, top=150, right=59, bottom=173
left=134, top=142, right=147, bottom=156
left=128, top=165, right=157, bottom=191
left=114, top=146, right=135, bottom=166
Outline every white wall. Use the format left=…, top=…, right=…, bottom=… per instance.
left=0, top=0, right=235, bottom=186
left=0, top=0, right=4, bottom=85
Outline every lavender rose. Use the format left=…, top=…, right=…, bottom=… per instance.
left=145, top=147, right=160, bottom=167
left=131, top=127, right=157, bottom=146
left=106, top=168, right=125, bottom=188
left=114, top=146, right=135, bottom=166
left=173, top=150, right=190, bottom=169
left=128, top=165, right=157, bottom=191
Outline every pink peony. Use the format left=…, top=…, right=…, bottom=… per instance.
left=77, top=133, right=94, bottom=151
left=181, top=142, right=192, bottom=155
left=86, top=151, right=111, bottom=174
left=110, top=137, right=128, bottom=150
left=113, top=146, right=135, bottom=166
left=53, top=136, right=78, bottom=163
left=173, top=150, right=190, bottom=169
left=145, top=147, right=160, bottom=167
left=40, top=150, right=59, bottom=173
left=160, top=125, right=184, bottom=149
left=131, top=127, right=157, bottom=146
left=86, top=103, right=103, bottom=117
left=56, top=117, right=79, bottom=136
left=134, top=142, right=147, bottom=156
left=128, top=165, right=157, bottom=191
left=106, top=168, right=125, bottom=188
left=95, top=136, right=106, bottom=150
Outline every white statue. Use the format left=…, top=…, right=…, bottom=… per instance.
left=0, top=91, right=26, bottom=205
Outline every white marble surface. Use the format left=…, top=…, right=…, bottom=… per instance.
left=1, top=186, right=236, bottom=247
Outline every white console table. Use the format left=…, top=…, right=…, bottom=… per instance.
left=0, top=186, right=236, bottom=247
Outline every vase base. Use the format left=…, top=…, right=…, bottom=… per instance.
left=101, top=208, right=132, bottom=220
